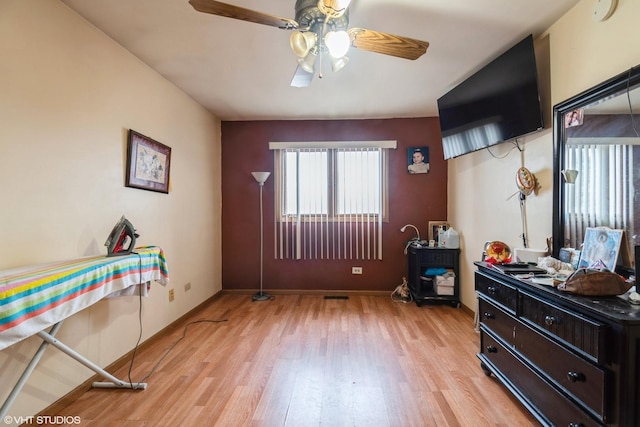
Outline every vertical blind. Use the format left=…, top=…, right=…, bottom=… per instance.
left=564, top=142, right=633, bottom=248
left=270, top=141, right=396, bottom=261
left=441, top=123, right=501, bottom=159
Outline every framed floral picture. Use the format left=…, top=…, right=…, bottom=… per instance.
left=125, top=130, right=171, bottom=193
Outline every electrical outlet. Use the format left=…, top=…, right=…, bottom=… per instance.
left=184, top=282, right=191, bottom=292
left=168, top=289, right=175, bottom=302
left=352, top=267, right=363, bottom=275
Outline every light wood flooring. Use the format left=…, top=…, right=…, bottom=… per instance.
left=47, top=294, right=538, bottom=426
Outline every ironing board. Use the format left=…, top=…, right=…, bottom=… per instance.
left=0, top=246, right=169, bottom=418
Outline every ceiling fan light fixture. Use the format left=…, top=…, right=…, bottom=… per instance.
left=290, top=30, right=318, bottom=58
left=330, top=55, right=349, bottom=72
left=189, top=0, right=430, bottom=87
left=325, top=30, right=350, bottom=58
left=298, top=48, right=318, bottom=73
left=317, top=0, right=352, bottom=18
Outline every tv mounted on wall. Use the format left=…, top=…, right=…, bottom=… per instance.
left=437, top=34, right=544, bottom=160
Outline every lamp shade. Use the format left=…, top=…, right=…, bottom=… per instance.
left=290, top=31, right=318, bottom=58
left=298, top=50, right=318, bottom=74
left=330, top=55, right=349, bottom=72
left=325, top=31, right=350, bottom=58
left=319, top=0, right=352, bottom=17
left=561, top=169, right=578, bottom=184
left=252, top=171, right=271, bottom=184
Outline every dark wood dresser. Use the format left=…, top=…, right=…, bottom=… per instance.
left=475, top=262, right=640, bottom=426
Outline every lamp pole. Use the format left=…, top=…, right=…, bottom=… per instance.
left=251, top=172, right=270, bottom=301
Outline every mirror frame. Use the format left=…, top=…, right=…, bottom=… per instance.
left=552, top=65, right=640, bottom=259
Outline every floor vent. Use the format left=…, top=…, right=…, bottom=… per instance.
left=324, top=295, right=349, bottom=300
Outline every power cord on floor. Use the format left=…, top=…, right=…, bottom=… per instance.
left=125, top=258, right=228, bottom=387
left=127, top=253, right=144, bottom=388
left=391, top=277, right=413, bottom=303
left=135, top=319, right=228, bottom=384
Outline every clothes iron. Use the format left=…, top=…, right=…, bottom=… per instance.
left=105, top=215, right=139, bottom=257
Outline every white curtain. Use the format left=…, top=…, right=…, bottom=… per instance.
left=564, top=143, right=633, bottom=248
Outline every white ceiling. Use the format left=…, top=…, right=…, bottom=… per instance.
left=60, top=0, right=581, bottom=121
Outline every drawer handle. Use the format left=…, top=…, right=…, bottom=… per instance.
left=544, top=315, right=556, bottom=326
left=483, top=312, right=495, bottom=320
left=486, top=346, right=498, bottom=353
left=487, top=286, right=497, bottom=295
left=567, top=371, right=586, bottom=383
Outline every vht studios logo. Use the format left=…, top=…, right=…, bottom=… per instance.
left=3, top=415, right=81, bottom=425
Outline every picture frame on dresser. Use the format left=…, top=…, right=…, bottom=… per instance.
left=578, top=227, right=623, bottom=270
left=428, top=221, right=448, bottom=241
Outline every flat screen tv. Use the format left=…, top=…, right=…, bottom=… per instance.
left=437, top=34, right=544, bottom=160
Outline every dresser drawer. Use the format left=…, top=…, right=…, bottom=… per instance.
left=414, top=248, right=456, bottom=265
left=480, top=331, right=601, bottom=427
left=515, top=318, right=607, bottom=422
left=478, top=297, right=517, bottom=346
left=475, top=272, right=517, bottom=314
left=519, top=291, right=607, bottom=363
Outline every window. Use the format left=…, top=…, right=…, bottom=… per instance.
left=270, top=141, right=396, bottom=260
left=282, top=148, right=383, bottom=217
left=564, top=142, right=633, bottom=248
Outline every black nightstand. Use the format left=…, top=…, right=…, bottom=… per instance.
left=407, top=246, right=460, bottom=307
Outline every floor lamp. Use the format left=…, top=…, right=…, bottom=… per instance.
left=251, top=171, right=270, bottom=301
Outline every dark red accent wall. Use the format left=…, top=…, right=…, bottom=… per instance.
left=221, top=117, right=446, bottom=292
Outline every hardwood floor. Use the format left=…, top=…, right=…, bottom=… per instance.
left=49, top=294, right=538, bottom=426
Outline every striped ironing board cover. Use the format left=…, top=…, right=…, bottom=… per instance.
left=0, top=246, right=169, bottom=350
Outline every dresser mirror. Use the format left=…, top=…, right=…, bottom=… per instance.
left=552, top=65, right=640, bottom=270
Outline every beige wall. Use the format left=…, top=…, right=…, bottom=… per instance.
left=449, top=0, right=640, bottom=310
left=3, top=0, right=640, bottom=421
left=0, top=0, right=221, bottom=421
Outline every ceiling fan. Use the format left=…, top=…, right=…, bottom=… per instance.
left=188, top=0, right=429, bottom=87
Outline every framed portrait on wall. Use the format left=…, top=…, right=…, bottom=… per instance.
left=407, top=147, right=429, bottom=174
left=125, top=130, right=172, bottom=194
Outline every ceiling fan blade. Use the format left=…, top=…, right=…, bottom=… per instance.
left=290, top=65, right=314, bottom=88
left=348, top=28, right=429, bottom=60
left=189, top=0, right=299, bottom=30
